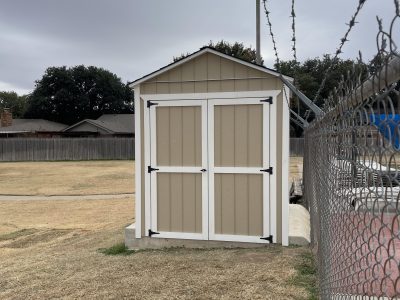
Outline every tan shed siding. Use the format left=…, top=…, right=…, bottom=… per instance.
left=140, top=52, right=278, bottom=95
left=156, top=106, right=201, bottom=167
left=215, top=174, right=263, bottom=236
left=214, top=104, right=263, bottom=167
left=138, top=51, right=287, bottom=244
left=157, top=173, right=202, bottom=233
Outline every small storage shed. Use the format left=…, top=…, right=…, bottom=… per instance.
left=127, top=47, right=291, bottom=247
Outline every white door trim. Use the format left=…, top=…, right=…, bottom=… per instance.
left=148, top=99, right=208, bottom=241
left=142, top=92, right=280, bottom=244
left=207, top=97, right=274, bottom=243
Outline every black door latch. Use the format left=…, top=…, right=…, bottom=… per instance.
left=148, top=229, right=160, bottom=237
left=148, top=166, right=160, bottom=173
left=260, top=167, right=273, bottom=174
left=260, top=235, right=273, bottom=243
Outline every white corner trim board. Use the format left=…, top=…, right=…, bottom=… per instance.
left=282, top=86, right=290, bottom=246
left=134, top=85, right=141, bottom=239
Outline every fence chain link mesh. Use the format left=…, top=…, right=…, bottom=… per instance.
left=304, top=10, right=400, bottom=299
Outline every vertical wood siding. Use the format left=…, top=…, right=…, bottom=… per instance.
left=156, top=106, right=202, bottom=166
left=140, top=53, right=280, bottom=95
left=157, top=173, right=202, bottom=233
left=214, top=104, right=263, bottom=167
left=214, top=174, right=263, bottom=236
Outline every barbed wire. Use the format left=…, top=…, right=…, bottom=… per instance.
left=312, top=0, right=367, bottom=103
left=305, top=5, right=400, bottom=297
left=290, top=0, right=301, bottom=118
left=262, top=0, right=294, bottom=112
left=291, top=0, right=297, bottom=64
left=262, top=0, right=280, bottom=70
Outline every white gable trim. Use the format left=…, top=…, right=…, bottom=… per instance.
left=129, top=48, right=293, bottom=88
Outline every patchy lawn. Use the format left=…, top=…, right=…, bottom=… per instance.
left=0, top=161, right=135, bottom=196
left=0, top=197, right=315, bottom=299
left=0, top=158, right=315, bottom=299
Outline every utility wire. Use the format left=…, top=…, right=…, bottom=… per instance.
left=313, top=0, right=367, bottom=103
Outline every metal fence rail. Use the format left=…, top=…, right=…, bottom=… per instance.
left=0, top=138, right=134, bottom=161
left=304, top=10, right=400, bottom=299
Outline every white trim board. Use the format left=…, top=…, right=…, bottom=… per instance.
left=148, top=100, right=209, bottom=241
left=138, top=91, right=286, bottom=245
left=207, top=97, right=273, bottom=243
left=141, top=90, right=281, bottom=102
left=134, top=85, right=141, bottom=239
left=281, top=86, right=290, bottom=246
left=129, top=47, right=294, bottom=87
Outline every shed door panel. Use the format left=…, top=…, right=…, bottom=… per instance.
left=157, top=173, right=202, bottom=233
left=156, top=106, right=202, bottom=166
left=209, top=100, right=271, bottom=243
left=149, top=100, right=208, bottom=240
left=214, top=104, right=263, bottom=167
left=214, top=174, right=263, bottom=236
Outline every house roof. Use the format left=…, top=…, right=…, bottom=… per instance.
left=63, top=114, right=135, bottom=134
left=128, top=46, right=293, bottom=87
left=0, top=119, right=67, bottom=133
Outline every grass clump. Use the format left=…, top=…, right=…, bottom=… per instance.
left=98, top=243, right=135, bottom=256
left=0, top=229, right=38, bottom=241
left=289, top=250, right=318, bottom=300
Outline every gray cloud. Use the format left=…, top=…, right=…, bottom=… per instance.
left=0, top=0, right=396, bottom=95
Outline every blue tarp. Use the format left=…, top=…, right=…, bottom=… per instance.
left=370, top=114, right=400, bottom=149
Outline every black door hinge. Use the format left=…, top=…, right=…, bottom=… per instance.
left=148, top=229, right=160, bottom=237
left=260, top=167, right=273, bottom=174
left=260, top=235, right=273, bottom=243
left=147, top=166, right=159, bottom=173
left=260, top=97, right=273, bottom=104
left=147, top=101, right=158, bottom=108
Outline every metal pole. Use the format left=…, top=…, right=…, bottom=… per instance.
left=256, top=0, right=261, bottom=65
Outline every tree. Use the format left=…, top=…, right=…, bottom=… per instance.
left=0, top=91, right=28, bottom=118
left=25, top=66, right=134, bottom=125
left=276, top=56, right=368, bottom=136
left=174, top=40, right=263, bottom=65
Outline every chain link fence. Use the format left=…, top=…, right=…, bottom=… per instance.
left=304, top=10, right=400, bottom=299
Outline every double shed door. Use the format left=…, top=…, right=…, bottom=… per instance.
left=147, top=98, right=272, bottom=243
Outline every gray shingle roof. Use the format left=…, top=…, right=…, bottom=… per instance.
left=63, top=114, right=135, bottom=134
left=0, top=119, right=67, bottom=133
left=96, top=114, right=135, bottom=133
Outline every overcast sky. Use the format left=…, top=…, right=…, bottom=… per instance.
left=0, top=0, right=397, bottom=95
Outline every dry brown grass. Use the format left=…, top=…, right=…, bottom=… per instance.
left=0, top=196, right=312, bottom=299
left=0, top=161, right=135, bottom=195
left=290, top=157, right=303, bottom=183
left=0, top=159, right=312, bottom=299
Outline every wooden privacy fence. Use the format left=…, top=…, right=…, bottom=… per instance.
left=0, top=138, right=135, bottom=161
left=290, top=138, right=304, bottom=156
left=0, top=137, right=301, bottom=162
